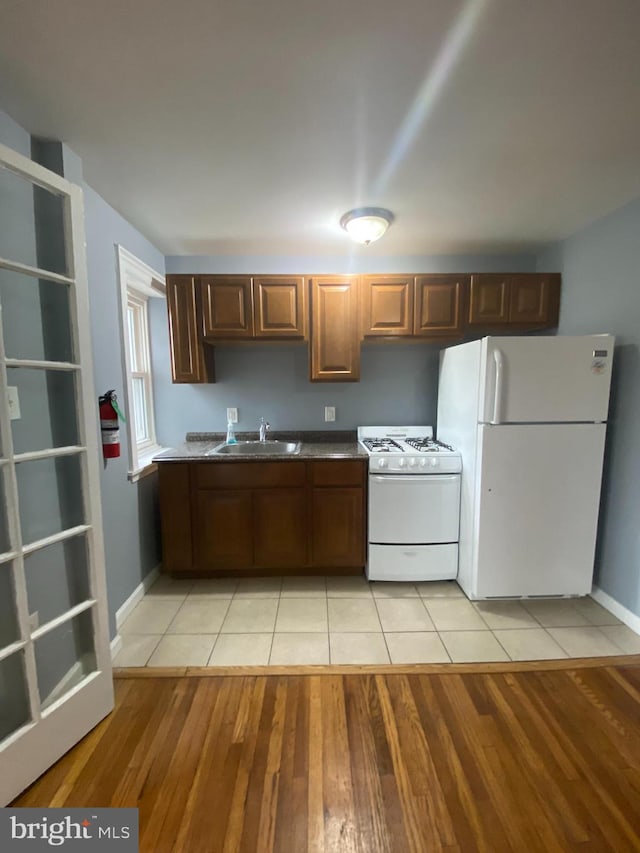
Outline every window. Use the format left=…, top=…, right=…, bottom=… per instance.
left=117, top=246, right=165, bottom=480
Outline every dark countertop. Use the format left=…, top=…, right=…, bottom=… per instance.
left=154, top=431, right=368, bottom=462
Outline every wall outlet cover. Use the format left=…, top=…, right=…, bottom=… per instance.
left=324, top=406, right=336, bottom=422
left=226, top=407, right=238, bottom=423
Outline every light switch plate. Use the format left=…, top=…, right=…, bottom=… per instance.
left=226, top=407, right=238, bottom=423
left=324, top=406, right=336, bottom=422
left=7, top=386, right=21, bottom=420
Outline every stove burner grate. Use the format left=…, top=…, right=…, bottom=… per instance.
left=362, top=438, right=404, bottom=453
left=404, top=437, right=455, bottom=452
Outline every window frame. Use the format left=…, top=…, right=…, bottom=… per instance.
left=116, top=245, right=165, bottom=481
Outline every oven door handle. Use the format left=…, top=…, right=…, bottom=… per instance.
left=370, top=475, right=460, bottom=484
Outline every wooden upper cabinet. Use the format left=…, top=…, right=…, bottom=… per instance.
left=166, top=275, right=215, bottom=383
left=201, top=275, right=254, bottom=337
left=253, top=276, right=307, bottom=338
left=310, top=276, right=360, bottom=381
left=414, top=275, right=467, bottom=337
left=361, top=275, right=413, bottom=337
left=510, top=274, right=561, bottom=327
left=468, top=274, right=511, bottom=326
left=469, top=273, right=561, bottom=328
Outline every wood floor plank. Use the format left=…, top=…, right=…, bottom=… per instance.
left=12, top=664, right=640, bottom=852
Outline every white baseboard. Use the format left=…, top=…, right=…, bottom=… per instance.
left=110, top=564, right=161, bottom=661
left=115, top=564, right=161, bottom=630
left=591, top=585, right=640, bottom=635
left=110, top=634, right=123, bottom=660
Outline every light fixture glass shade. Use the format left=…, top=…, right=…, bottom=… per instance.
left=340, top=207, right=394, bottom=245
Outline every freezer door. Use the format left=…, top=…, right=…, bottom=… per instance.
left=472, top=423, right=606, bottom=598
left=479, top=335, right=614, bottom=424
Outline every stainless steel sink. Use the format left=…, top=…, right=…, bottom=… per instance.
left=208, top=440, right=301, bottom=456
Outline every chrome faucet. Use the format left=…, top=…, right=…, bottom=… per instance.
left=258, top=417, right=270, bottom=442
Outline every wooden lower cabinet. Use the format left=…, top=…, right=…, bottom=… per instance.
left=310, top=488, right=364, bottom=567
left=158, top=463, right=193, bottom=572
left=194, top=489, right=253, bottom=570
left=159, top=459, right=367, bottom=575
left=253, top=489, right=308, bottom=567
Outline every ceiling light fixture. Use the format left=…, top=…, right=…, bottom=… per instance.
left=340, top=207, right=394, bottom=245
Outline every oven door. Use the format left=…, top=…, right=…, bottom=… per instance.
left=368, top=474, right=460, bottom=545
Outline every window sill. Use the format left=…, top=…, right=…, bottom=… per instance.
left=128, top=446, right=167, bottom=482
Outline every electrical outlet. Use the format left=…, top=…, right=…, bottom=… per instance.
left=29, top=611, right=39, bottom=631
left=324, top=406, right=336, bottom=422
left=7, top=386, right=21, bottom=420
left=226, top=407, right=238, bottom=424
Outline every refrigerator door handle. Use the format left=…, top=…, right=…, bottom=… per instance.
left=490, top=348, right=504, bottom=424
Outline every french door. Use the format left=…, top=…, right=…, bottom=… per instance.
left=0, top=142, right=113, bottom=804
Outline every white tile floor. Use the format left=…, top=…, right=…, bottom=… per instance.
left=114, top=575, right=637, bottom=668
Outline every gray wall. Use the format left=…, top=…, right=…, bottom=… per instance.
left=155, top=254, right=537, bottom=446
left=83, top=184, right=165, bottom=637
left=537, top=197, right=640, bottom=618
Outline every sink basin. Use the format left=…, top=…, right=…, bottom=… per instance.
left=208, top=440, right=301, bottom=456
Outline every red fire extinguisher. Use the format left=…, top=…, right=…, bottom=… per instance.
left=99, top=390, right=125, bottom=459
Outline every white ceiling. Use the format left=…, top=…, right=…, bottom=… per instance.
left=1, top=0, right=640, bottom=257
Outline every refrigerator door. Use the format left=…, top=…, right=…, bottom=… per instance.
left=479, top=335, right=614, bottom=424
left=471, top=423, right=606, bottom=598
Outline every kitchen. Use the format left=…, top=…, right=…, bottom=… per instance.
left=1, top=0, right=640, bottom=826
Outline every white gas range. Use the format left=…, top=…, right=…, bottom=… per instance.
left=358, top=426, right=462, bottom=582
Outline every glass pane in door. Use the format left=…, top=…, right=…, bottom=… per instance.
left=35, top=610, right=97, bottom=711
left=16, top=455, right=84, bottom=545
left=0, top=167, right=67, bottom=276
left=24, top=535, right=91, bottom=627
left=8, top=368, right=78, bottom=454
left=0, top=268, right=74, bottom=363
left=0, top=562, right=19, bottom=646
left=0, top=652, right=31, bottom=744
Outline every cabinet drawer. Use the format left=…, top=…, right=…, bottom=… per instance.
left=195, top=461, right=306, bottom=489
left=310, top=460, right=366, bottom=487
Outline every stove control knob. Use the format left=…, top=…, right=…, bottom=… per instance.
left=430, top=458, right=438, bottom=468
left=409, top=458, right=417, bottom=468
left=398, top=458, right=406, bottom=468
left=420, top=459, right=427, bottom=468
left=377, top=458, right=387, bottom=469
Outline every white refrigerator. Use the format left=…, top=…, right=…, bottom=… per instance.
left=436, top=335, right=614, bottom=599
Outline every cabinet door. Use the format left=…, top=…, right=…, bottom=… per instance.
left=201, top=275, right=254, bottom=337
left=361, top=275, right=413, bottom=337
left=253, top=489, right=308, bottom=568
left=311, top=488, right=365, bottom=567
left=194, top=490, right=253, bottom=569
left=310, top=276, right=360, bottom=381
left=468, top=274, right=510, bottom=326
left=414, top=275, right=467, bottom=336
left=166, top=275, right=215, bottom=383
left=159, top=464, right=193, bottom=573
left=253, top=276, right=307, bottom=338
left=509, top=274, right=560, bottom=326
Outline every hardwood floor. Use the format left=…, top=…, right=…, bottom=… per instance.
left=14, top=662, right=640, bottom=852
